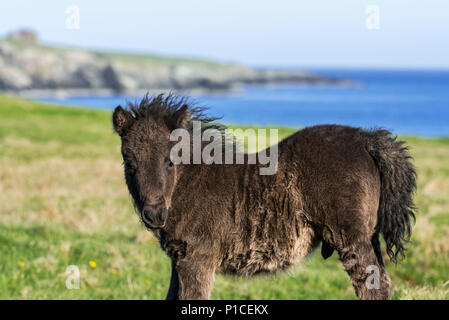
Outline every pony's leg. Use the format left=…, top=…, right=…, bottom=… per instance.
left=175, top=259, right=215, bottom=300
left=165, top=260, right=179, bottom=300
left=338, top=239, right=392, bottom=300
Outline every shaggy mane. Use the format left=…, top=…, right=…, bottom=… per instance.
left=127, top=93, right=226, bottom=133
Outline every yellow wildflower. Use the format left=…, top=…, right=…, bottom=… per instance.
left=89, top=260, right=97, bottom=268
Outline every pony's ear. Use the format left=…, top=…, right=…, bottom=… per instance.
left=112, top=105, right=134, bottom=136
left=169, top=104, right=190, bottom=129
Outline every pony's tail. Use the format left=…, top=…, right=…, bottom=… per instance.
left=364, top=129, right=417, bottom=263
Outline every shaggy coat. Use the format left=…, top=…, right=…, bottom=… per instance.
left=112, top=94, right=416, bottom=300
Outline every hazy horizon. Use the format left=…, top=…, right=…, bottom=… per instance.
left=1, top=1, right=448, bottom=69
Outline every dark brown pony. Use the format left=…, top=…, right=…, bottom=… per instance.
left=112, top=94, right=416, bottom=300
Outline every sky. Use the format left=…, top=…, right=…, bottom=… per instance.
left=1, top=0, right=448, bottom=68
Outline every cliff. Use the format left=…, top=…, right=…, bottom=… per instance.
left=0, top=39, right=345, bottom=95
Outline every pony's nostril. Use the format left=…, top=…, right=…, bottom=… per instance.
left=142, top=210, right=154, bottom=224
left=141, top=204, right=166, bottom=228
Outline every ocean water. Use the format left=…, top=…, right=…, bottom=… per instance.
left=35, top=69, right=449, bottom=137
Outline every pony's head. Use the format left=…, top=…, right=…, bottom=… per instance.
left=112, top=94, right=221, bottom=229
left=112, top=94, right=191, bottom=228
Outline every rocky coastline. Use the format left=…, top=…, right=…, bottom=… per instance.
left=0, top=38, right=351, bottom=96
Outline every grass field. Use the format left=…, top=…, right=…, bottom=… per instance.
left=0, top=94, right=448, bottom=299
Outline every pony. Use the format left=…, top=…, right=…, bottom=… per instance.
left=112, top=94, right=416, bottom=300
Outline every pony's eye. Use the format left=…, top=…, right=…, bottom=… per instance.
left=168, top=161, right=174, bottom=168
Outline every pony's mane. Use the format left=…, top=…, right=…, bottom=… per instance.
left=127, top=93, right=226, bottom=133
left=126, top=93, right=242, bottom=152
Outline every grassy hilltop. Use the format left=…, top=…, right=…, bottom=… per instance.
left=0, top=94, right=448, bottom=299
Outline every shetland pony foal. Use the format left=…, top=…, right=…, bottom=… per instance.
left=112, top=94, right=416, bottom=300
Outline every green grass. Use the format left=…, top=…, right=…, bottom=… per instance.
left=0, top=94, right=448, bottom=299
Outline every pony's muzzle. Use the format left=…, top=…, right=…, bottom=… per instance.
left=141, top=203, right=167, bottom=228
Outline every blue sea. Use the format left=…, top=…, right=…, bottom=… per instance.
left=35, top=69, right=449, bottom=137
